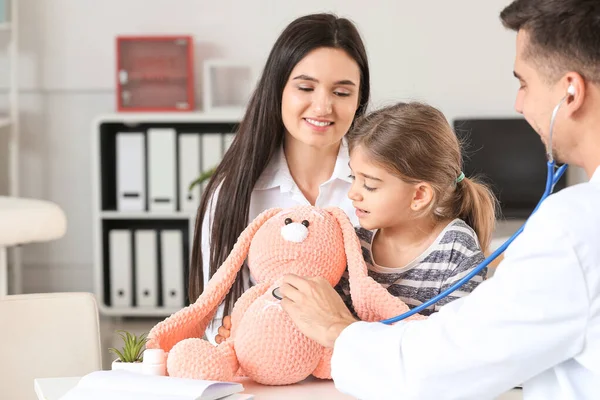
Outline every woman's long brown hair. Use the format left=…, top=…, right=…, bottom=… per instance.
left=188, top=13, right=371, bottom=314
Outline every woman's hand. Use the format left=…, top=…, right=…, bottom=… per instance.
left=215, top=315, right=231, bottom=344
left=280, top=274, right=357, bottom=348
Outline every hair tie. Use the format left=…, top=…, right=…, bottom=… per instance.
left=456, top=172, right=465, bottom=184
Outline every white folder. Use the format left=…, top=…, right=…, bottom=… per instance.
left=148, top=128, right=177, bottom=212
left=160, top=230, right=185, bottom=308
left=134, top=230, right=158, bottom=307
left=178, top=134, right=201, bottom=212
left=116, top=133, right=145, bottom=211
left=109, top=230, right=132, bottom=307
left=201, top=133, right=223, bottom=191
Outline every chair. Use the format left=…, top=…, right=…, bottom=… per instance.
left=0, top=196, right=67, bottom=296
left=0, top=292, right=102, bottom=400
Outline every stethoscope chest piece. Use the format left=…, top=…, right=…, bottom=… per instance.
left=272, top=287, right=283, bottom=300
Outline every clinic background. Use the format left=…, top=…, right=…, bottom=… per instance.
left=0, top=0, right=589, bottom=295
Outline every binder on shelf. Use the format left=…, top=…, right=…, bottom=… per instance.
left=160, top=230, right=185, bottom=308
left=148, top=128, right=177, bottom=212
left=201, top=133, right=223, bottom=191
left=134, top=230, right=158, bottom=307
left=109, top=230, right=133, bottom=307
left=178, top=133, right=201, bottom=212
left=116, top=132, right=146, bottom=211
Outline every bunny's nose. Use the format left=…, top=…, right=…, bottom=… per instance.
left=281, top=222, right=309, bottom=243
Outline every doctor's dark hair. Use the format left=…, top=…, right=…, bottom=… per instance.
left=189, top=14, right=370, bottom=311
left=500, top=0, right=600, bottom=83
left=347, top=102, right=498, bottom=253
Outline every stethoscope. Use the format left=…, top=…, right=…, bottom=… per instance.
left=380, top=85, right=575, bottom=324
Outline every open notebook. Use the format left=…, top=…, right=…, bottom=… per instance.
left=59, top=370, right=252, bottom=400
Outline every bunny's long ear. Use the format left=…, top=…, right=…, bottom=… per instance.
left=327, top=207, right=424, bottom=323
left=148, top=207, right=282, bottom=352
left=191, top=207, right=283, bottom=333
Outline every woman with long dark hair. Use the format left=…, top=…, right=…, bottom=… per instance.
left=190, top=13, right=371, bottom=344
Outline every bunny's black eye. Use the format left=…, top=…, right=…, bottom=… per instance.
left=301, top=220, right=310, bottom=227
left=284, top=218, right=293, bottom=225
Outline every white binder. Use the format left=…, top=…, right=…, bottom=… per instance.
left=134, top=230, right=158, bottom=307
left=148, top=128, right=177, bottom=212
left=201, top=133, right=223, bottom=191
left=109, top=230, right=132, bottom=307
left=178, top=134, right=201, bottom=212
left=160, top=230, right=185, bottom=308
left=116, top=132, right=145, bottom=211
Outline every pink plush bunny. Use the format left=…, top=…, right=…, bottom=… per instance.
left=147, top=205, right=424, bottom=385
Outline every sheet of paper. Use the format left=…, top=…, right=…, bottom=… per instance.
left=60, top=370, right=244, bottom=400
left=60, top=387, right=188, bottom=400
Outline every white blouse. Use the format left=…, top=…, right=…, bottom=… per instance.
left=200, top=141, right=357, bottom=344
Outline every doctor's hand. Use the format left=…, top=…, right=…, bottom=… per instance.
left=280, top=274, right=357, bottom=348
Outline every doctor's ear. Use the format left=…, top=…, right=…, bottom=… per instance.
left=564, top=73, right=585, bottom=115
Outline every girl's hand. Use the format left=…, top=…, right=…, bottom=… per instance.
left=215, top=315, right=232, bottom=344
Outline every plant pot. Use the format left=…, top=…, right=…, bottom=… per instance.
left=111, top=359, right=144, bottom=373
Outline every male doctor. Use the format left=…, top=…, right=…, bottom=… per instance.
left=280, top=0, right=600, bottom=398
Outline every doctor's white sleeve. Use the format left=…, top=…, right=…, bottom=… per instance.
left=331, top=209, right=589, bottom=400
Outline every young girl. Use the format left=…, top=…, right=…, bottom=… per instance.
left=335, top=101, right=497, bottom=316
left=216, top=101, right=498, bottom=342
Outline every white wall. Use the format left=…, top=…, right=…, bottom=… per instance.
left=0, top=0, right=582, bottom=293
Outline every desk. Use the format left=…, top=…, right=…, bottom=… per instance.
left=34, top=376, right=523, bottom=400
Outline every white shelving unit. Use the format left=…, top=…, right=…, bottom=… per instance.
left=1, top=0, right=22, bottom=295
left=1, top=0, right=18, bottom=197
left=92, top=112, right=241, bottom=317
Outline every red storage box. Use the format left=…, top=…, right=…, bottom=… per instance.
left=116, top=36, right=195, bottom=112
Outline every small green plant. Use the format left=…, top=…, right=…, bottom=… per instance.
left=189, top=167, right=216, bottom=192
left=109, top=330, right=149, bottom=363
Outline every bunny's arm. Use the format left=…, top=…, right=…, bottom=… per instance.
left=351, top=276, right=427, bottom=323
left=230, top=282, right=272, bottom=339
left=327, top=206, right=427, bottom=325
left=147, top=275, right=236, bottom=352
left=147, top=303, right=216, bottom=352
left=149, top=273, right=244, bottom=352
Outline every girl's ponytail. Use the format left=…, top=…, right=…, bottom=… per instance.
left=455, top=176, right=498, bottom=253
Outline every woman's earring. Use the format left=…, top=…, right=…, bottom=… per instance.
left=412, top=203, right=418, bottom=210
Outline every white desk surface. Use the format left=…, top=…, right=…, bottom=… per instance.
left=34, top=375, right=523, bottom=400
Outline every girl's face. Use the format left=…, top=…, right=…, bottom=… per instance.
left=348, top=146, right=433, bottom=230
left=281, top=47, right=361, bottom=150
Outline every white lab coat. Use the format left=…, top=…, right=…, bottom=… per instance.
left=331, top=166, right=600, bottom=400
left=202, top=141, right=357, bottom=344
